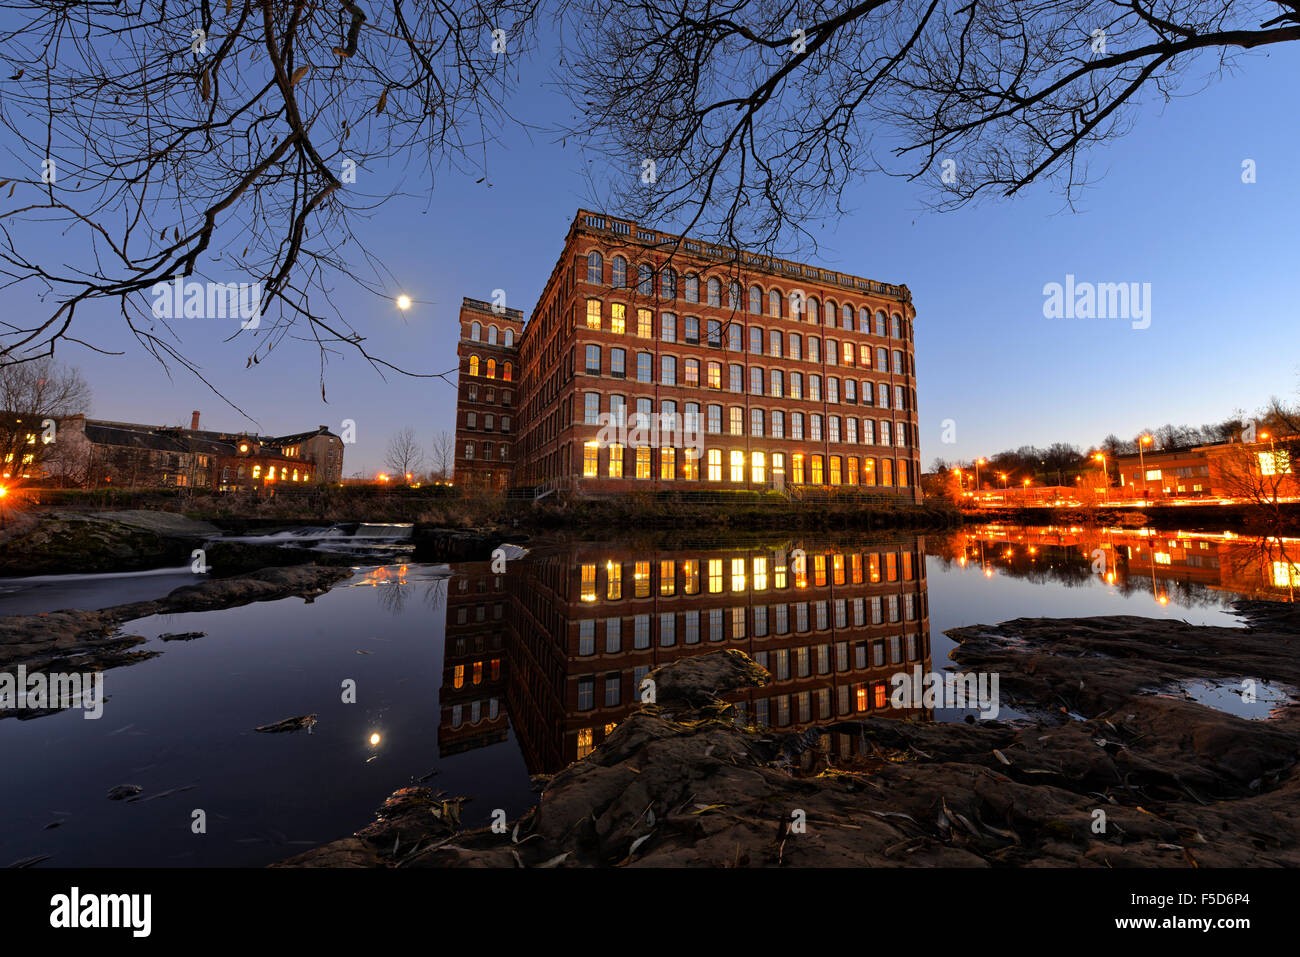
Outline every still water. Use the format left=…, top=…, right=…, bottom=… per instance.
left=1, top=524, right=1296, bottom=867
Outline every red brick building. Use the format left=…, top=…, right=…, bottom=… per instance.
left=455, top=210, right=921, bottom=500
left=454, top=298, right=523, bottom=490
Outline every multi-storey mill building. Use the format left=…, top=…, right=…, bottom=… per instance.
left=454, top=210, right=921, bottom=499
left=444, top=536, right=934, bottom=775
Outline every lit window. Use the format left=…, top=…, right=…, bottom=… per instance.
left=636, top=446, right=651, bottom=479
left=753, top=557, right=768, bottom=591
left=1259, top=451, right=1292, bottom=475
left=683, top=448, right=700, bottom=480
left=637, top=309, right=653, bottom=338
left=660, top=560, right=676, bottom=596
left=586, top=299, right=602, bottom=329
left=607, top=561, right=622, bottom=599
left=660, top=447, right=676, bottom=480
left=729, top=450, right=744, bottom=482
left=731, top=558, right=746, bottom=592
left=583, top=441, right=599, bottom=477
left=608, top=444, right=624, bottom=478
left=707, top=449, right=722, bottom=481
left=610, top=303, right=626, bottom=334
left=683, top=560, right=700, bottom=594
left=708, top=559, right=723, bottom=593
left=634, top=561, right=651, bottom=598
left=581, top=564, right=597, bottom=601
left=751, top=451, right=766, bottom=484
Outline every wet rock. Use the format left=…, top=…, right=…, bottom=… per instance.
left=106, top=784, right=142, bottom=801
left=0, top=564, right=352, bottom=672
left=254, top=714, right=317, bottom=734
left=277, top=607, right=1300, bottom=868
left=0, top=510, right=216, bottom=576
left=158, top=631, right=205, bottom=642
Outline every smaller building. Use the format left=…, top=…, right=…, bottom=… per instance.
left=3, top=410, right=343, bottom=490
left=1114, top=434, right=1298, bottom=501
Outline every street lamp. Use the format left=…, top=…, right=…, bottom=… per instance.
left=1093, top=452, right=1108, bottom=498
left=975, top=458, right=985, bottom=495
left=1137, top=434, right=1153, bottom=503
left=999, top=472, right=1008, bottom=489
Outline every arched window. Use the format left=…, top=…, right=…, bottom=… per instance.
left=729, top=281, right=741, bottom=309
left=661, top=267, right=676, bottom=299
left=707, top=277, right=721, bottom=306
left=504, top=328, right=514, bottom=347
left=470, top=321, right=481, bottom=341
left=638, top=263, right=653, bottom=295
left=769, top=289, right=782, bottom=318
left=587, top=250, right=603, bottom=284
left=749, top=285, right=763, bottom=314
left=842, top=303, right=854, bottom=329
left=469, top=355, right=480, bottom=376
left=859, top=307, right=870, bottom=332
left=892, top=314, right=902, bottom=338
left=808, top=298, right=819, bottom=325
left=488, top=325, right=498, bottom=344
left=612, top=256, right=627, bottom=288
left=875, top=310, right=888, bottom=337
left=486, top=357, right=496, bottom=379
left=503, top=362, right=513, bottom=382
left=684, top=274, right=699, bottom=303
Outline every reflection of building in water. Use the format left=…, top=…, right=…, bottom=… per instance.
left=501, top=537, right=933, bottom=775
left=949, top=525, right=1300, bottom=603
left=440, top=563, right=508, bottom=757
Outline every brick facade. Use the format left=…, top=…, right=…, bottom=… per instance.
left=455, top=210, right=921, bottom=500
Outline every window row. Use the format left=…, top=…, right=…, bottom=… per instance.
left=579, top=444, right=914, bottom=486
left=463, top=411, right=511, bottom=432
left=578, top=550, right=917, bottom=601
left=583, top=253, right=909, bottom=336
left=581, top=397, right=914, bottom=447
left=575, top=604, right=919, bottom=659
left=463, top=384, right=512, bottom=406
left=467, top=321, right=516, bottom=347
left=466, top=355, right=514, bottom=380
left=463, top=442, right=509, bottom=461
left=582, top=346, right=911, bottom=404
left=583, top=300, right=911, bottom=367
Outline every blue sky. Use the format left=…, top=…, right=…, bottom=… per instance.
left=16, top=28, right=1300, bottom=475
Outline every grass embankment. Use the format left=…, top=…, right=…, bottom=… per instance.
left=22, top=486, right=960, bottom=532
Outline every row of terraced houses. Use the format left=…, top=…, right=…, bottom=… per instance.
left=453, top=210, right=922, bottom=501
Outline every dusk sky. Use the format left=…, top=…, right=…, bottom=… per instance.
left=23, top=29, right=1300, bottom=476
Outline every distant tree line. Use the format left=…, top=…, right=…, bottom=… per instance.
left=930, top=395, right=1300, bottom=490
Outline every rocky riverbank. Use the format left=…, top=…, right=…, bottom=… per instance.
left=277, top=605, right=1300, bottom=868
left=0, top=564, right=352, bottom=673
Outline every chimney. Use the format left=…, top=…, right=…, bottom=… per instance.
left=190, top=410, right=201, bottom=431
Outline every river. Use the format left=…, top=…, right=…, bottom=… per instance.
left=1, top=522, right=1296, bottom=867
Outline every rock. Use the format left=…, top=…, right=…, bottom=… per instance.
left=254, top=714, right=317, bottom=734
left=0, top=511, right=205, bottom=576
left=106, top=784, right=142, bottom=801
left=0, top=564, right=353, bottom=673
left=277, top=608, right=1300, bottom=868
